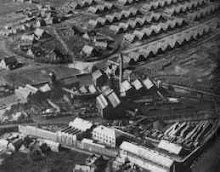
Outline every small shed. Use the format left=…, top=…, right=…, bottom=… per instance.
left=34, top=28, right=45, bottom=40
left=131, top=79, right=143, bottom=91
left=15, top=84, right=38, bottom=103
left=21, top=34, right=34, bottom=45
left=82, top=45, right=95, bottom=57
left=39, top=84, right=51, bottom=92
left=73, top=164, right=95, bottom=172
left=143, top=77, right=154, bottom=89
left=120, top=80, right=133, bottom=96
left=92, top=70, right=107, bottom=87
left=0, top=56, right=18, bottom=70
left=88, top=84, right=97, bottom=94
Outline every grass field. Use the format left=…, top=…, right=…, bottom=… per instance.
left=0, top=65, right=81, bottom=86
left=0, top=150, right=88, bottom=172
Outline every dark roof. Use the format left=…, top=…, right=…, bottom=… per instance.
left=3, top=56, right=18, bottom=65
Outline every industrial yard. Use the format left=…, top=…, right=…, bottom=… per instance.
left=0, top=0, right=220, bottom=172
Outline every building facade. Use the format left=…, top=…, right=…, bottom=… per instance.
left=92, top=125, right=117, bottom=148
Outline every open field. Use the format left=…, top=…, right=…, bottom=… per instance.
left=0, top=150, right=88, bottom=172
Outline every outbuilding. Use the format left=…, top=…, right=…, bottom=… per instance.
left=0, top=56, right=19, bottom=70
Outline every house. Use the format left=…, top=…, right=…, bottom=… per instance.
left=88, top=84, right=97, bottom=94
left=82, top=45, right=95, bottom=57
left=0, top=56, right=19, bottom=70
left=131, top=79, right=143, bottom=91
left=39, top=84, right=51, bottom=92
left=94, top=41, right=108, bottom=50
left=44, top=17, right=54, bottom=25
left=73, top=164, right=95, bottom=172
left=120, top=80, right=133, bottom=96
left=35, top=19, right=46, bottom=28
left=21, top=34, right=34, bottom=45
left=15, top=84, right=38, bottom=103
left=34, top=28, right=45, bottom=40
left=142, top=77, right=154, bottom=89
left=27, top=48, right=35, bottom=58
left=91, top=70, right=107, bottom=87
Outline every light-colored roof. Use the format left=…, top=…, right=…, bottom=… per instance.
left=120, top=141, right=174, bottom=168
left=158, top=140, right=182, bottom=155
left=107, top=92, right=120, bottom=108
left=102, top=87, right=113, bottom=96
left=88, top=85, right=97, bottom=94
left=96, top=94, right=108, bottom=109
left=21, top=34, right=35, bottom=41
left=69, top=117, right=93, bottom=132
left=39, top=84, right=51, bottom=92
left=132, top=79, right=143, bottom=90
left=82, top=45, right=94, bottom=55
left=120, top=80, right=132, bottom=92
left=15, top=84, right=38, bottom=100
left=79, top=86, right=88, bottom=93
left=93, top=125, right=116, bottom=138
left=82, top=138, right=105, bottom=148
left=143, top=77, right=154, bottom=89
left=34, top=28, right=44, bottom=38
left=92, top=70, right=103, bottom=80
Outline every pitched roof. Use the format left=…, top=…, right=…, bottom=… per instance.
left=132, top=79, right=143, bottom=90
left=69, top=117, right=93, bottom=132
left=143, top=77, right=154, bottom=89
left=107, top=92, right=120, bottom=108
left=39, top=84, right=51, bottom=92
left=34, top=28, right=44, bottom=38
left=96, top=94, right=108, bottom=109
left=158, top=140, right=182, bottom=155
left=120, top=141, right=174, bottom=168
left=121, top=80, right=132, bottom=93
left=82, top=45, right=94, bottom=55
left=92, top=70, right=103, bottom=80
left=88, top=84, right=97, bottom=94
left=2, top=56, right=18, bottom=65
left=93, top=125, right=115, bottom=137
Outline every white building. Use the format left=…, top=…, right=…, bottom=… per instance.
left=69, top=117, right=93, bottom=132
left=158, top=140, right=182, bottom=155
left=92, top=125, right=120, bottom=148
left=15, top=84, right=38, bottom=103
left=119, top=141, right=174, bottom=172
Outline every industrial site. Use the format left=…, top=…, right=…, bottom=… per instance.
left=0, top=0, right=220, bottom=172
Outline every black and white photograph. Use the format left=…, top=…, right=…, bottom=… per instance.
left=0, top=0, right=220, bottom=172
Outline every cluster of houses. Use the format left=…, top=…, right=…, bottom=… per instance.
left=0, top=4, right=62, bottom=38
left=20, top=28, right=70, bottom=63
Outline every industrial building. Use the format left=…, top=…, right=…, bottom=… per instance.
left=119, top=141, right=174, bottom=172
left=92, top=125, right=121, bottom=148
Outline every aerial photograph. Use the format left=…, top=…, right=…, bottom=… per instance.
left=0, top=0, right=219, bottom=172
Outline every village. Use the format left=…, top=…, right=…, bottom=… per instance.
left=0, top=0, right=220, bottom=172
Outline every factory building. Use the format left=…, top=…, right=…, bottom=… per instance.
left=119, top=141, right=174, bottom=172
left=57, top=118, right=93, bottom=145
left=69, top=117, right=93, bottom=132
left=92, top=125, right=121, bottom=148
left=158, top=140, right=182, bottom=155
